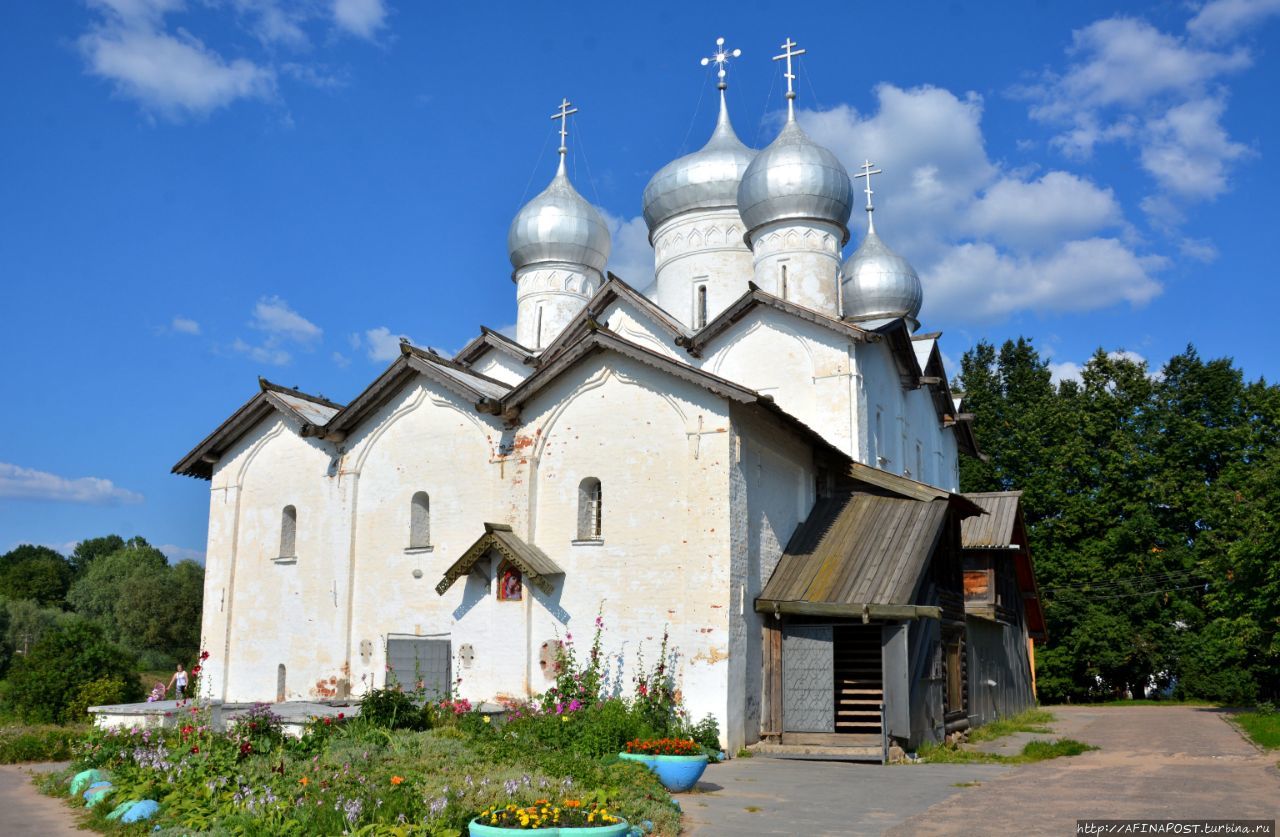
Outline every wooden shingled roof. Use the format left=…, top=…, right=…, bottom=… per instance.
left=756, top=493, right=952, bottom=619
left=961, top=491, right=1023, bottom=548
left=435, top=523, right=563, bottom=596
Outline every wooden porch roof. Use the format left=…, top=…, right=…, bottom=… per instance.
left=756, top=493, right=951, bottom=620
left=434, top=523, right=563, bottom=596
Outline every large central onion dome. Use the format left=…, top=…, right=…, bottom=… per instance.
left=641, top=96, right=756, bottom=234
left=737, top=120, right=854, bottom=242
left=841, top=227, right=923, bottom=329
left=507, top=158, right=611, bottom=276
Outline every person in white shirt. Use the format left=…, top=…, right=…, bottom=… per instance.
left=167, top=663, right=189, bottom=700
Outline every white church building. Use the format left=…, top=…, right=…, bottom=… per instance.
left=176, top=40, right=1039, bottom=755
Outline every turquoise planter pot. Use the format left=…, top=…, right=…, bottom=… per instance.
left=617, top=752, right=708, bottom=792
left=468, top=818, right=629, bottom=836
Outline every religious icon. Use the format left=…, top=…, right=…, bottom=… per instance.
left=498, top=563, right=522, bottom=601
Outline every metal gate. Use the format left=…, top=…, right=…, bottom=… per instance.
left=385, top=637, right=451, bottom=698
left=782, top=625, right=834, bottom=732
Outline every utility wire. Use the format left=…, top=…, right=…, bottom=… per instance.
left=1040, top=569, right=1201, bottom=593
left=518, top=125, right=554, bottom=205
left=1051, top=583, right=1208, bottom=602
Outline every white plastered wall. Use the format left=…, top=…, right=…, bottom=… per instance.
left=599, top=298, right=683, bottom=360
left=470, top=350, right=532, bottom=386
left=650, top=209, right=754, bottom=329
left=515, top=264, right=601, bottom=350
left=748, top=220, right=843, bottom=317
left=728, top=406, right=815, bottom=749
left=205, top=416, right=349, bottom=702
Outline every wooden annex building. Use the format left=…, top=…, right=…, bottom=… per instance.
left=755, top=464, right=1043, bottom=759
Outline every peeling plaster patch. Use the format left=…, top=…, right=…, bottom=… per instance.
left=693, top=646, right=729, bottom=665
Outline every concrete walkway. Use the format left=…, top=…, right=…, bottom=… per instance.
left=0, top=762, right=81, bottom=836
left=684, top=706, right=1280, bottom=837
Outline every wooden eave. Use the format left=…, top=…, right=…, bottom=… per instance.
left=681, top=284, right=870, bottom=356
left=172, top=379, right=343, bottom=480
left=533, top=273, right=690, bottom=369
left=454, top=327, right=535, bottom=366
left=498, top=327, right=761, bottom=416
left=847, top=462, right=985, bottom=518
left=325, top=344, right=510, bottom=435
left=435, top=523, right=563, bottom=596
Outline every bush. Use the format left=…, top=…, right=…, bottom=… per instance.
left=0, top=724, right=86, bottom=763
left=64, top=677, right=132, bottom=722
left=2, top=621, right=142, bottom=723
left=359, top=687, right=427, bottom=731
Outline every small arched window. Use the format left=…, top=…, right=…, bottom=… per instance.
left=409, top=491, right=431, bottom=549
left=279, top=505, right=297, bottom=559
left=578, top=477, right=602, bottom=540
left=694, top=285, right=708, bottom=329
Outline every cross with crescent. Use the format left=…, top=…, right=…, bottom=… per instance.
left=701, top=36, right=742, bottom=90
left=854, top=160, right=882, bottom=232
left=773, top=37, right=807, bottom=120
left=550, top=98, right=578, bottom=159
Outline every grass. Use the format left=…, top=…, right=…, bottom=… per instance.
left=952, top=781, right=982, bottom=787
left=1060, top=698, right=1218, bottom=707
left=920, top=738, right=1097, bottom=764
left=735, top=747, right=753, bottom=758
left=965, top=708, right=1056, bottom=743
left=0, top=723, right=88, bottom=764
left=1233, top=710, right=1280, bottom=749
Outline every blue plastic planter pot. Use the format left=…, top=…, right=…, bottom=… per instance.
left=617, top=752, right=709, bottom=792
left=468, top=818, right=630, bottom=836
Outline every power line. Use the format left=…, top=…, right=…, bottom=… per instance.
left=1040, top=569, right=1202, bottom=594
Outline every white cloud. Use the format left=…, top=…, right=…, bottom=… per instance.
left=929, top=239, right=1164, bottom=320
left=1021, top=10, right=1264, bottom=221
left=1188, top=0, right=1280, bottom=43
left=232, top=0, right=310, bottom=48
left=170, top=315, right=200, bottom=335
left=0, top=463, right=144, bottom=505
left=331, top=351, right=351, bottom=368
left=797, top=85, right=1162, bottom=323
left=331, top=0, right=387, bottom=39
left=250, top=295, right=322, bottom=343
left=80, top=1, right=276, bottom=118
left=599, top=210, right=654, bottom=288
left=230, top=296, right=321, bottom=365
left=964, top=172, right=1123, bottom=251
left=361, top=326, right=413, bottom=362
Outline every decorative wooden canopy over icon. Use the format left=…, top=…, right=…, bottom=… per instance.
left=435, top=523, right=563, bottom=596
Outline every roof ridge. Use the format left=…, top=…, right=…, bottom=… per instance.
left=258, top=377, right=345, bottom=409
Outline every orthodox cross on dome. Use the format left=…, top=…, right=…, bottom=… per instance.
left=773, top=37, right=807, bottom=121
left=550, top=97, right=579, bottom=172
left=701, top=36, right=742, bottom=91
left=854, top=160, right=882, bottom=233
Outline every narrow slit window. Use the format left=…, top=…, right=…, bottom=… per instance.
left=578, top=477, right=602, bottom=540
left=780, top=264, right=788, bottom=300
left=694, top=285, right=708, bottom=329
left=535, top=305, right=544, bottom=348
left=279, top=505, right=297, bottom=559
left=410, top=491, right=431, bottom=548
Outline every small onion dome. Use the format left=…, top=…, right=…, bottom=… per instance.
left=737, top=120, right=853, bottom=243
left=840, top=229, right=923, bottom=328
left=641, top=95, right=757, bottom=234
left=507, top=160, right=611, bottom=276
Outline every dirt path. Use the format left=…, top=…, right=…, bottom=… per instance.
left=0, top=762, right=82, bottom=836
left=891, top=705, right=1280, bottom=835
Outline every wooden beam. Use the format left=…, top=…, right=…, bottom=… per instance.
left=755, top=599, right=941, bottom=620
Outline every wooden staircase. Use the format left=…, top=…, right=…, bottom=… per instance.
left=834, top=625, right=883, bottom=736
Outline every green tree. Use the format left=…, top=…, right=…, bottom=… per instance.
left=66, top=537, right=167, bottom=632
left=114, top=560, right=205, bottom=660
left=3, top=620, right=142, bottom=723
left=2, top=599, right=80, bottom=658
left=68, top=535, right=125, bottom=578
left=0, top=545, right=72, bottom=607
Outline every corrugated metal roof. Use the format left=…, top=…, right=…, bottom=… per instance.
left=759, top=493, right=950, bottom=609
left=961, top=491, right=1023, bottom=548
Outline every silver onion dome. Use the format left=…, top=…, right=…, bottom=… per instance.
left=840, top=229, right=923, bottom=329
left=641, top=94, right=756, bottom=234
left=507, top=159, right=611, bottom=276
left=737, top=120, right=853, bottom=242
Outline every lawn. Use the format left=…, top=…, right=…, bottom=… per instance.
left=0, top=723, right=88, bottom=764
left=1233, top=710, right=1280, bottom=749
left=965, top=708, right=1056, bottom=743
left=920, top=737, right=1097, bottom=764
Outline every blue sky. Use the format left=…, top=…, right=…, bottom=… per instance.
left=2, top=0, right=1278, bottom=561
